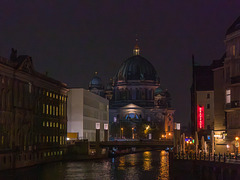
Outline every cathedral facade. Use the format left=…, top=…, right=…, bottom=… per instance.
left=89, top=44, right=175, bottom=140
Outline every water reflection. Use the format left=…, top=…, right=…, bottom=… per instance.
left=158, top=150, right=169, bottom=180
left=143, top=151, right=152, bottom=171
left=0, top=151, right=169, bottom=180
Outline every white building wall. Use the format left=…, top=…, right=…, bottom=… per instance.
left=67, top=89, right=84, bottom=139
left=67, top=88, right=109, bottom=141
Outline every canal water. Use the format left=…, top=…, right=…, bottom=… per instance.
left=0, top=150, right=232, bottom=180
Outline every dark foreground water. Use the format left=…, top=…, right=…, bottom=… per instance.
left=0, top=151, right=168, bottom=180
left=0, top=150, right=238, bottom=180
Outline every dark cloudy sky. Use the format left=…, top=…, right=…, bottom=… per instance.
left=0, top=1, right=239, bottom=126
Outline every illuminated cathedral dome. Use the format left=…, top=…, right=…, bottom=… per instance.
left=114, top=55, right=159, bottom=83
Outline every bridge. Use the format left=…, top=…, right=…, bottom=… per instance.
left=90, top=140, right=173, bottom=150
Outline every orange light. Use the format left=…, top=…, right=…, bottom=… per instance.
left=121, top=128, right=123, bottom=131
left=168, top=133, right=171, bottom=136
left=235, top=137, right=239, bottom=141
left=132, top=127, right=134, bottom=130
left=162, top=135, right=165, bottom=138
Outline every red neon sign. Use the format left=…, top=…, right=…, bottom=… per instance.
left=197, top=105, right=204, bottom=129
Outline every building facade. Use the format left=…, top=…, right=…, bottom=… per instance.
left=191, top=57, right=215, bottom=137
left=67, top=88, right=109, bottom=141
left=0, top=49, right=68, bottom=170
left=223, top=16, right=240, bottom=153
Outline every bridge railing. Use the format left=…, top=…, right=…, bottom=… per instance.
left=173, top=152, right=240, bottom=164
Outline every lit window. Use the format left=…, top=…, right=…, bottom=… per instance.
left=50, top=93, right=52, bottom=98
left=46, top=121, right=49, bottom=127
left=54, top=151, right=56, bottom=155
left=233, top=45, right=236, bottom=56
left=50, top=122, right=52, bottom=127
left=56, top=107, right=58, bottom=116
left=50, top=105, right=52, bottom=115
left=60, top=151, right=63, bottom=155
left=64, top=97, right=66, bottom=102
left=60, top=136, right=62, bottom=145
left=53, top=106, right=55, bottom=116
left=1, top=136, right=4, bottom=144
left=43, top=121, right=45, bottom=127
left=53, top=122, right=55, bottom=127
left=50, top=136, right=52, bottom=142
left=46, top=92, right=49, bottom=96
left=62, top=104, right=64, bottom=116
left=60, top=124, right=62, bottom=129
left=56, top=123, right=59, bottom=128
left=114, top=117, right=117, bottom=122
left=48, top=152, right=50, bottom=156
left=46, top=136, right=48, bottom=142
left=226, top=89, right=231, bottom=103
left=53, top=93, right=55, bottom=98
left=53, top=136, right=55, bottom=142
left=56, top=95, right=58, bottom=99
left=46, top=105, right=49, bottom=114
left=43, top=104, right=45, bottom=114
left=56, top=136, right=58, bottom=142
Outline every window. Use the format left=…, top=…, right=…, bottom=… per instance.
left=46, top=136, right=48, bottom=143
left=46, top=105, right=49, bottom=114
left=46, top=92, right=49, bottom=96
left=113, top=117, right=117, bottom=122
left=43, top=121, right=45, bottom=127
left=56, top=123, right=58, bottom=128
left=28, top=82, right=32, bottom=93
left=53, top=106, right=55, bottom=116
left=46, top=121, right=49, bottom=127
left=43, top=104, right=45, bottom=114
left=50, top=122, right=52, bottom=127
left=50, top=105, right=52, bottom=115
left=207, top=94, right=210, bottom=99
left=233, top=45, right=236, bottom=56
left=226, top=89, right=231, bottom=103
left=53, top=122, right=55, bottom=127
left=56, top=107, right=58, bottom=116
left=207, top=104, right=210, bottom=109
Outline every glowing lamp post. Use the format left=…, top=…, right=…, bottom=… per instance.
left=121, top=128, right=123, bottom=139
left=235, top=137, right=239, bottom=156
left=104, top=124, right=109, bottom=142
left=96, top=123, right=100, bottom=142
left=132, top=127, right=134, bottom=139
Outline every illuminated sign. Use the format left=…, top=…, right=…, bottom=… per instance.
left=197, top=105, right=204, bottom=129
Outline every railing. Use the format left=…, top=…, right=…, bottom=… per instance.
left=174, top=152, right=240, bottom=164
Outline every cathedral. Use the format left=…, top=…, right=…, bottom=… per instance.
left=89, top=43, right=175, bottom=140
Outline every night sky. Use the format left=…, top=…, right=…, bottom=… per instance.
left=0, top=1, right=239, bottom=126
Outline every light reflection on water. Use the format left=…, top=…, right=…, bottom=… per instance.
left=0, top=150, right=169, bottom=180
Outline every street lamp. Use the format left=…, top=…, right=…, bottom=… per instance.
left=132, top=127, right=134, bottom=139
left=121, top=128, right=123, bottom=139
left=235, top=137, right=239, bottom=156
